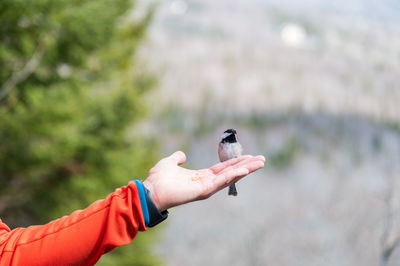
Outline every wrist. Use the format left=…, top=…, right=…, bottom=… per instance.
left=143, top=180, right=164, bottom=212
left=141, top=181, right=169, bottom=227
left=135, top=180, right=168, bottom=227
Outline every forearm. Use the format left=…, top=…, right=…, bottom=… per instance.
left=0, top=181, right=146, bottom=266
left=0, top=151, right=265, bottom=266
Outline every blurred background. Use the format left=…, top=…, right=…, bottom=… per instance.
left=1, top=0, right=400, bottom=265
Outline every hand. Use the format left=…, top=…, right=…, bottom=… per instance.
left=143, top=151, right=265, bottom=211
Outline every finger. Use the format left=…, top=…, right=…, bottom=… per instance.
left=214, top=167, right=249, bottom=188
left=228, top=161, right=264, bottom=186
left=168, top=150, right=187, bottom=165
left=220, top=161, right=264, bottom=186
left=209, top=155, right=252, bottom=174
left=228, top=155, right=264, bottom=169
left=219, top=156, right=263, bottom=173
left=255, top=155, right=266, bottom=162
left=240, top=160, right=265, bottom=173
left=217, top=160, right=264, bottom=185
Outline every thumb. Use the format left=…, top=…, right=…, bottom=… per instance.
left=168, top=151, right=187, bottom=165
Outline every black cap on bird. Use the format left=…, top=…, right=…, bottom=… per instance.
left=221, top=128, right=238, bottom=143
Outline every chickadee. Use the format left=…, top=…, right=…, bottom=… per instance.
left=218, top=128, right=243, bottom=196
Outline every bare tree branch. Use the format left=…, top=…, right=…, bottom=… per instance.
left=0, top=44, right=44, bottom=101
left=380, top=173, right=400, bottom=266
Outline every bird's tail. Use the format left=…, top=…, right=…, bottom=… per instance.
left=228, top=184, right=238, bottom=196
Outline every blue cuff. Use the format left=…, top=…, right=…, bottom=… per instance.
left=134, top=180, right=150, bottom=226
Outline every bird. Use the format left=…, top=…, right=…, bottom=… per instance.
left=218, top=128, right=243, bottom=196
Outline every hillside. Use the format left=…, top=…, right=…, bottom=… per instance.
left=137, top=0, right=400, bottom=265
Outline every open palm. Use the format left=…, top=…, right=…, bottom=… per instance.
left=143, top=151, right=265, bottom=211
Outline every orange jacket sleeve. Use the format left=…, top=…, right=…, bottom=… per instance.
left=0, top=181, right=147, bottom=266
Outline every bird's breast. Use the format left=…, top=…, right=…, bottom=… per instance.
left=218, top=142, right=242, bottom=162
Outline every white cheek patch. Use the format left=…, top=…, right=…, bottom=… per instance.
left=221, top=132, right=231, bottom=140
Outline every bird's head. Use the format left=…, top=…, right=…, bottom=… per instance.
left=221, top=128, right=238, bottom=143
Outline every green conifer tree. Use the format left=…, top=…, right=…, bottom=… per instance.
left=0, top=0, right=160, bottom=264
